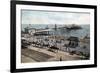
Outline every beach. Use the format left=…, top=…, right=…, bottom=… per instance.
left=21, top=24, right=90, bottom=63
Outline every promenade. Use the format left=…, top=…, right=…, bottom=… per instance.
left=21, top=46, right=82, bottom=63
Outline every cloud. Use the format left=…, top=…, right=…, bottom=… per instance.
left=21, top=10, right=90, bottom=25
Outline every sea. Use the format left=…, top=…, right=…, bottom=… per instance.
left=21, top=24, right=90, bottom=38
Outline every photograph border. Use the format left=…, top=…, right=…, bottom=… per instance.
left=10, top=0, right=97, bottom=72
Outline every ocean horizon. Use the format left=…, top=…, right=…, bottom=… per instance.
left=21, top=24, right=90, bottom=38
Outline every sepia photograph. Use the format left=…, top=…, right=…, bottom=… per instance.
left=21, top=10, right=90, bottom=63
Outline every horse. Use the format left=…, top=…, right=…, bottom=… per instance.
left=49, top=46, right=59, bottom=52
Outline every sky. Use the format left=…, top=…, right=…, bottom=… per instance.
left=21, top=10, right=90, bottom=25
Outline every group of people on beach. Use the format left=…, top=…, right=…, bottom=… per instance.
left=22, top=35, right=79, bottom=53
